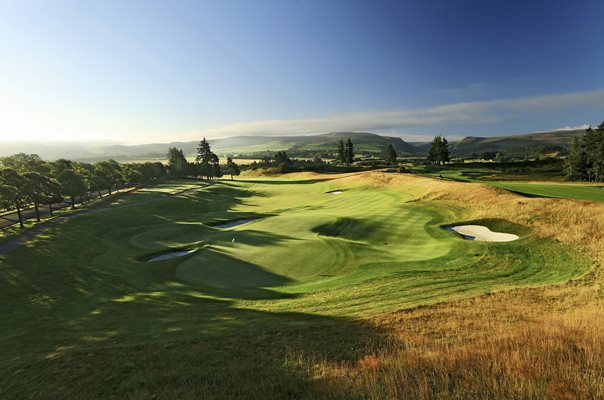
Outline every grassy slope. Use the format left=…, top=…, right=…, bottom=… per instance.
left=451, top=129, right=585, bottom=153
left=0, top=173, right=596, bottom=398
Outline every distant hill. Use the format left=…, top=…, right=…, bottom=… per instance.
left=0, top=132, right=418, bottom=161
left=450, top=129, right=586, bottom=155
left=0, top=128, right=587, bottom=161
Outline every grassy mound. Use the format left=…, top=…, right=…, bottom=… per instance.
left=312, top=217, right=380, bottom=241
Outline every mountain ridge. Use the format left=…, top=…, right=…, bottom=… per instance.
left=0, top=128, right=588, bottom=161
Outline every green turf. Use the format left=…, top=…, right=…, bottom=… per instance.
left=411, top=166, right=604, bottom=202
left=0, top=176, right=592, bottom=398
left=488, top=181, right=604, bottom=202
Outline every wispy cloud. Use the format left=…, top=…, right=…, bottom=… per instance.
left=440, top=82, right=487, bottom=95
left=197, top=89, right=604, bottom=139
left=536, top=124, right=591, bottom=133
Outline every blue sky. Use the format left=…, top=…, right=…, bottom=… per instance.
left=0, top=0, right=603, bottom=143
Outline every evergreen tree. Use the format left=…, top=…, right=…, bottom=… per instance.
left=440, top=137, right=450, bottom=164
left=385, top=144, right=397, bottom=165
left=274, top=151, right=292, bottom=165
left=345, top=138, right=354, bottom=165
left=337, top=139, right=345, bottom=163
left=428, top=135, right=450, bottom=165
left=195, top=138, right=220, bottom=179
left=226, top=157, right=241, bottom=180
left=565, top=123, right=604, bottom=182
left=566, top=136, right=582, bottom=180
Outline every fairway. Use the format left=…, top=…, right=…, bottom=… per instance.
left=488, top=181, right=604, bottom=202
left=411, top=166, right=604, bottom=202
left=0, top=172, right=596, bottom=398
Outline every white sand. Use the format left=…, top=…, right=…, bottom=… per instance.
left=148, top=249, right=195, bottom=262
left=446, top=225, right=519, bottom=242
left=327, top=190, right=343, bottom=195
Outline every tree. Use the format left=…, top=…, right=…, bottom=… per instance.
left=428, top=135, right=450, bottom=165
left=440, top=137, right=450, bottom=164
left=122, top=164, right=143, bottom=186
left=385, top=144, right=397, bottom=165
left=0, top=168, right=25, bottom=228
left=565, top=136, right=584, bottom=181
left=274, top=151, right=292, bottom=166
left=140, top=162, right=166, bottom=183
left=58, top=169, right=86, bottom=209
left=23, top=172, right=47, bottom=221
left=0, top=153, right=49, bottom=174
left=167, top=147, right=189, bottom=177
left=42, top=179, right=63, bottom=217
left=196, top=138, right=220, bottom=179
left=0, top=185, right=20, bottom=227
left=565, top=123, right=604, bottom=182
left=226, top=158, right=241, bottom=180
left=337, top=139, right=345, bottom=163
left=94, top=160, right=123, bottom=195
left=345, top=138, right=354, bottom=165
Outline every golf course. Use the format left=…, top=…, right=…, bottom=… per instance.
left=1, top=171, right=602, bottom=399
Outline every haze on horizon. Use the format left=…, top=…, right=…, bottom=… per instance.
left=0, top=0, right=603, bottom=145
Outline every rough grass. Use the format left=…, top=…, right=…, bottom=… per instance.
left=0, top=171, right=602, bottom=399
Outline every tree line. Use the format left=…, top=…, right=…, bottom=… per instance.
left=565, top=122, right=604, bottom=182
left=166, top=138, right=241, bottom=180
left=0, top=154, right=167, bottom=229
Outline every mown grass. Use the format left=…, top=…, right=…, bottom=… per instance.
left=411, top=165, right=604, bottom=202
left=0, top=171, right=602, bottom=399
left=488, top=181, right=604, bottom=202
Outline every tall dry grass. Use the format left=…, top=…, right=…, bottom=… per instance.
left=297, top=172, right=604, bottom=399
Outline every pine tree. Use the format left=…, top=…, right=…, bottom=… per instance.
left=565, top=123, right=604, bottom=182
left=337, top=139, right=345, bottom=164
left=226, top=158, right=241, bottom=180
left=566, top=136, right=581, bottom=180
left=345, top=138, right=354, bottom=165
left=428, top=135, right=450, bottom=165
left=440, top=137, right=450, bottom=164
left=385, top=144, right=397, bottom=165
left=196, top=138, right=220, bottom=179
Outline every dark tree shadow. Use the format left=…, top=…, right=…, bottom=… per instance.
left=0, top=178, right=390, bottom=399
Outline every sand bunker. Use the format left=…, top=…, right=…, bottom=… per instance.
left=147, top=249, right=195, bottom=262
left=212, top=219, right=257, bottom=229
left=446, top=225, right=519, bottom=242
left=326, top=190, right=343, bottom=195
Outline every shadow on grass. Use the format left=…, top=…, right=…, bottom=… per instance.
left=1, top=262, right=387, bottom=399
left=0, top=180, right=390, bottom=399
left=234, top=177, right=335, bottom=185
